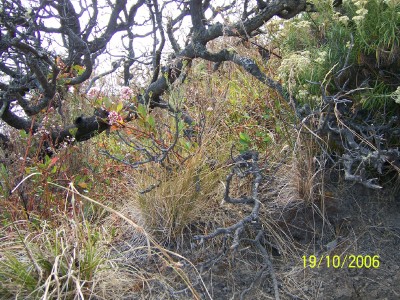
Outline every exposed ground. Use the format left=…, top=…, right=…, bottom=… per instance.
left=158, top=170, right=400, bottom=300
left=272, top=177, right=400, bottom=300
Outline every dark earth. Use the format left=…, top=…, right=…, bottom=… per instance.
left=185, top=172, right=400, bottom=300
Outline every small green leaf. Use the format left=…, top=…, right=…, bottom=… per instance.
left=275, top=124, right=282, bottom=134
left=263, top=135, right=271, bottom=143
left=19, top=130, right=28, bottom=138
left=116, top=101, right=123, bottom=112
left=147, top=115, right=155, bottom=129
left=102, top=97, right=112, bottom=109
left=25, top=167, right=37, bottom=174
left=239, top=132, right=251, bottom=142
left=72, top=65, right=85, bottom=75
left=239, top=139, right=249, bottom=146
left=178, top=120, right=185, bottom=132
left=69, top=128, right=78, bottom=136
left=183, top=141, right=191, bottom=151
left=137, top=104, right=147, bottom=118
left=44, top=155, right=51, bottom=166
left=95, top=98, right=103, bottom=107
left=51, top=165, right=58, bottom=174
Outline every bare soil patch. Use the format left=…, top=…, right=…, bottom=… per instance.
left=183, top=176, right=400, bottom=299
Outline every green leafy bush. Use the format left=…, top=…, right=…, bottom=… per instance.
left=274, top=0, right=400, bottom=110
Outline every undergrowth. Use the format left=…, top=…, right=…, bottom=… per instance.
left=1, top=1, right=399, bottom=298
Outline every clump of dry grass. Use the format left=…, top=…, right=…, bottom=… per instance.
left=292, top=127, right=329, bottom=204
left=128, top=149, right=225, bottom=246
left=0, top=211, right=114, bottom=299
left=0, top=183, right=208, bottom=300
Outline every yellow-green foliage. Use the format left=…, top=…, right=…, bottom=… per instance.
left=273, top=0, right=400, bottom=110
left=0, top=217, right=111, bottom=299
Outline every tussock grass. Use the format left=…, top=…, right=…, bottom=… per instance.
left=128, top=148, right=226, bottom=246
left=292, top=127, right=328, bottom=204
left=0, top=213, right=112, bottom=299
left=0, top=183, right=208, bottom=299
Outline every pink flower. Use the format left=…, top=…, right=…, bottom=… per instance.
left=108, top=110, right=123, bottom=125
left=87, top=87, right=100, bottom=99
left=120, top=86, right=134, bottom=100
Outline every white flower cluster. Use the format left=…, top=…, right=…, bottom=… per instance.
left=108, top=110, right=123, bottom=125
left=351, top=0, right=369, bottom=25
left=332, top=11, right=350, bottom=26
left=278, top=51, right=311, bottom=82
left=315, top=51, right=328, bottom=65
left=391, top=87, right=400, bottom=105
left=298, top=89, right=309, bottom=99
left=60, top=136, right=76, bottom=149
left=382, top=0, right=396, bottom=7
left=338, top=15, right=350, bottom=26
left=120, top=86, right=134, bottom=101
left=34, top=127, right=50, bottom=136
left=296, top=20, right=312, bottom=29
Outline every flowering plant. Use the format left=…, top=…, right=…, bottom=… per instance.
left=86, top=86, right=136, bottom=129
left=87, top=87, right=102, bottom=99
left=120, top=86, right=135, bottom=100
left=107, top=110, right=124, bottom=126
